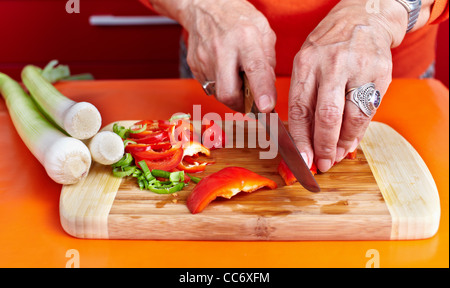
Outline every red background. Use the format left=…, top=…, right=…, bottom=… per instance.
left=0, top=1, right=448, bottom=86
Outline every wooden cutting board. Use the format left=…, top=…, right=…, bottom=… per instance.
left=60, top=121, right=440, bottom=241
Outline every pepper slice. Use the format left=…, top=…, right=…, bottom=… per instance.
left=134, top=147, right=184, bottom=171
left=278, top=159, right=317, bottom=186
left=131, top=143, right=182, bottom=161
left=186, top=167, right=277, bottom=214
left=182, top=141, right=211, bottom=157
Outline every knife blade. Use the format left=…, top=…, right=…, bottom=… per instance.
left=242, top=74, right=321, bottom=192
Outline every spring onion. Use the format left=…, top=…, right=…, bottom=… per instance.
left=112, top=153, right=134, bottom=168
left=113, top=123, right=130, bottom=139
left=129, top=124, right=147, bottom=134
left=0, top=73, right=92, bottom=185
left=22, top=64, right=102, bottom=140
left=188, top=174, right=202, bottom=184
left=151, top=169, right=171, bottom=179
left=88, top=131, right=125, bottom=165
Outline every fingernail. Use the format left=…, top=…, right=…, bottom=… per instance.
left=258, top=95, right=273, bottom=112
left=301, top=152, right=311, bottom=168
left=336, top=147, right=346, bottom=162
left=317, top=159, right=333, bottom=172
left=350, top=139, right=359, bottom=152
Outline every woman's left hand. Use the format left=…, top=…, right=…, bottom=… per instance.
left=288, top=0, right=409, bottom=172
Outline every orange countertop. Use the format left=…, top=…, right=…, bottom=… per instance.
left=0, top=78, right=448, bottom=268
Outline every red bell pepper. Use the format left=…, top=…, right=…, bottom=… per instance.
left=135, top=147, right=184, bottom=171
left=177, top=156, right=215, bottom=173
left=278, top=159, right=318, bottom=186
left=131, top=143, right=182, bottom=161
left=186, top=167, right=277, bottom=214
left=201, top=120, right=227, bottom=149
left=345, top=150, right=357, bottom=160
left=182, top=141, right=211, bottom=157
left=278, top=149, right=356, bottom=186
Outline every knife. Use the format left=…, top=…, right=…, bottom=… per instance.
left=242, top=74, right=321, bottom=192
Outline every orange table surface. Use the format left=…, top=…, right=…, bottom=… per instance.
left=0, top=78, right=448, bottom=268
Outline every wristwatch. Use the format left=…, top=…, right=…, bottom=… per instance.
left=395, top=0, right=422, bottom=33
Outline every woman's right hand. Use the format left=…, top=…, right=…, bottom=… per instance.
left=178, top=0, right=278, bottom=113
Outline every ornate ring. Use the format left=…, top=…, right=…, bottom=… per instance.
left=345, top=83, right=381, bottom=117
left=202, top=81, right=216, bottom=96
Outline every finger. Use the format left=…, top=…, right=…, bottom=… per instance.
left=288, top=58, right=317, bottom=169
left=313, top=75, right=346, bottom=172
left=336, top=78, right=387, bottom=162
left=336, top=96, right=371, bottom=162
left=215, top=50, right=245, bottom=112
left=239, top=39, right=277, bottom=113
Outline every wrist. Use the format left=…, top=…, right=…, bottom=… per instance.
left=375, top=0, right=410, bottom=47
left=337, top=0, right=409, bottom=47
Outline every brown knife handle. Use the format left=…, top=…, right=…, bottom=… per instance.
left=243, top=73, right=255, bottom=114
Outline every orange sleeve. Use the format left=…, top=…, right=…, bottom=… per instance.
left=428, top=0, right=449, bottom=24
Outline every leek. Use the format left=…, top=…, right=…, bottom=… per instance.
left=0, top=73, right=92, bottom=185
left=22, top=64, right=102, bottom=140
left=88, top=131, right=125, bottom=165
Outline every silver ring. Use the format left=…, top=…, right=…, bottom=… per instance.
left=345, top=83, right=381, bottom=117
left=202, top=81, right=216, bottom=96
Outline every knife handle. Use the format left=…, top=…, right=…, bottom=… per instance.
left=242, top=73, right=255, bottom=115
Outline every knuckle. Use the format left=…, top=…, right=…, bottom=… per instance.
left=243, top=58, right=269, bottom=74
left=289, top=101, right=313, bottom=122
left=315, top=141, right=336, bottom=156
left=347, top=112, right=369, bottom=128
left=217, top=90, right=240, bottom=107
left=317, top=104, right=342, bottom=128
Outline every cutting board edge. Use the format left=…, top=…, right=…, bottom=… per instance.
left=360, top=122, right=441, bottom=240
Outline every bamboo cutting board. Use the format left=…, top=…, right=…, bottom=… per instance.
left=60, top=121, right=441, bottom=241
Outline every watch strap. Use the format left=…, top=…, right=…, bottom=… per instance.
left=395, top=0, right=422, bottom=33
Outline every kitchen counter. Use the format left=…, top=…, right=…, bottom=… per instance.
left=0, top=78, right=448, bottom=268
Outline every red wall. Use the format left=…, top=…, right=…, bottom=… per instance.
left=0, top=1, right=448, bottom=86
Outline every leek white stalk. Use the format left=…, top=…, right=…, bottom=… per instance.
left=22, top=65, right=102, bottom=140
left=0, top=73, right=92, bottom=185
left=88, top=131, right=125, bottom=165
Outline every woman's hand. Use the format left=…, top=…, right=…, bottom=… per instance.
left=288, top=0, right=409, bottom=172
left=179, top=0, right=277, bottom=112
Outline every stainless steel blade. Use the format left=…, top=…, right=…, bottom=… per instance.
left=255, top=106, right=321, bottom=193
left=242, top=72, right=320, bottom=192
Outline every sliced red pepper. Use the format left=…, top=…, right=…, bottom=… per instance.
left=130, top=131, right=169, bottom=143
left=125, top=143, right=152, bottom=153
left=186, top=167, right=277, bottom=214
left=182, top=141, right=211, bottom=157
left=125, top=142, right=172, bottom=154
left=345, top=150, right=357, bottom=160
left=201, top=120, right=227, bottom=149
left=135, top=148, right=184, bottom=171
left=131, top=143, right=182, bottom=161
left=177, top=161, right=209, bottom=173
left=278, top=159, right=318, bottom=186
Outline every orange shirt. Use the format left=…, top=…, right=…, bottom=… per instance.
left=141, top=0, right=449, bottom=78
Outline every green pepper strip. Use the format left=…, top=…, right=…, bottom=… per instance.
left=123, top=139, right=137, bottom=147
left=112, top=153, right=133, bottom=168
left=151, top=169, right=171, bottom=179
left=169, top=113, right=191, bottom=122
left=129, top=124, right=147, bottom=134
left=147, top=183, right=185, bottom=194
left=169, top=171, right=185, bottom=183
left=138, top=161, right=155, bottom=181
left=187, top=174, right=202, bottom=184
left=113, top=166, right=136, bottom=178
left=113, top=123, right=130, bottom=139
